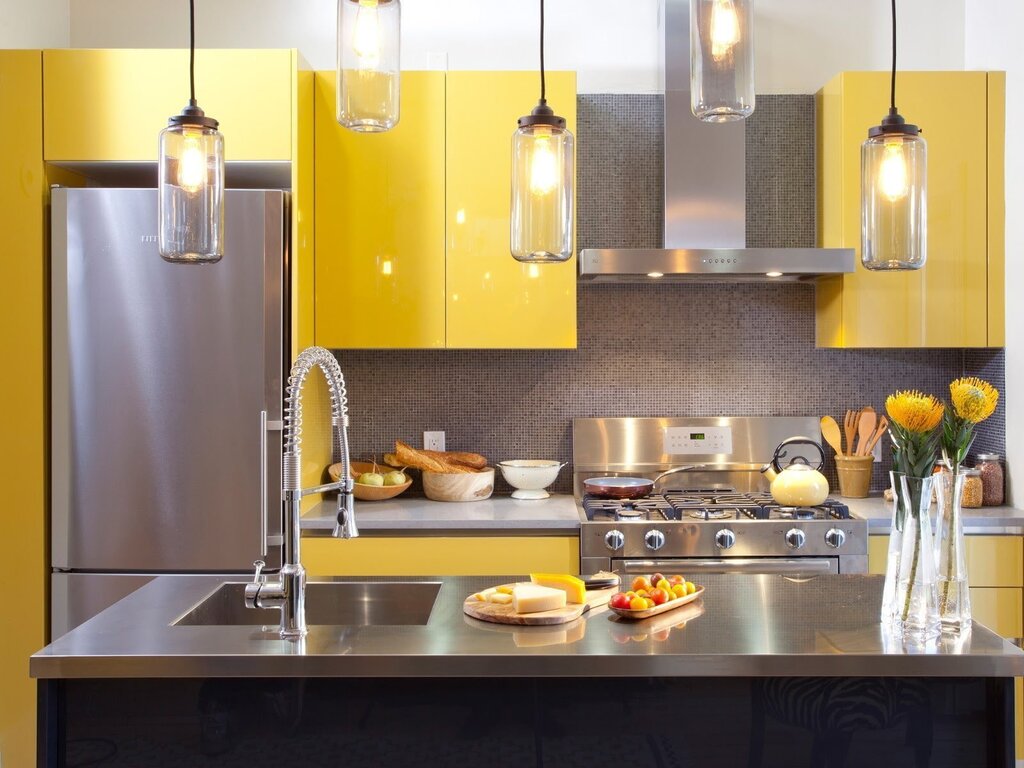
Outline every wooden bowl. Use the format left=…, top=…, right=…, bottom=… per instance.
left=328, top=460, right=411, bottom=501
left=423, top=467, right=495, bottom=502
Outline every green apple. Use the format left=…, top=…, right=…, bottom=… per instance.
left=357, top=472, right=384, bottom=486
left=383, top=470, right=408, bottom=486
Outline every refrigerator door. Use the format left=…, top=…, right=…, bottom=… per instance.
left=50, top=572, right=156, bottom=639
left=51, top=188, right=284, bottom=571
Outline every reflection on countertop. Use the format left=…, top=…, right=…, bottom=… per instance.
left=301, top=493, right=581, bottom=535
left=844, top=496, right=1024, bottom=534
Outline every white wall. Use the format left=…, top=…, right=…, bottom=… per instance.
left=965, top=0, right=1024, bottom=505
left=68, top=0, right=965, bottom=94
left=1, top=0, right=69, bottom=48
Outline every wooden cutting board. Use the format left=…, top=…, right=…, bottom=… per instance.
left=463, top=585, right=616, bottom=626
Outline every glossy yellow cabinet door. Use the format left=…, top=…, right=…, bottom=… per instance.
left=446, top=71, right=577, bottom=349
left=43, top=49, right=294, bottom=161
left=313, top=71, right=446, bottom=348
left=816, top=72, right=1004, bottom=348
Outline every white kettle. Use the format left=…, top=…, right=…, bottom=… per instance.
left=760, top=437, right=830, bottom=507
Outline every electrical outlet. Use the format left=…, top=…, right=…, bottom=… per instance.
left=873, top=437, right=883, bottom=463
left=423, top=431, right=445, bottom=452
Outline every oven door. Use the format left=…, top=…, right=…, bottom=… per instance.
left=616, top=558, right=838, bottom=577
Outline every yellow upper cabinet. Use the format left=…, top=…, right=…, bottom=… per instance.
left=816, top=71, right=1004, bottom=348
left=446, top=72, right=577, bottom=349
left=312, top=70, right=577, bottom=349
left=43, top=49, right=294, bottom=162
left=313, top=71, right=447, bottom=349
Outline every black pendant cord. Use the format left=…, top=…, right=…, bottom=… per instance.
left=189, top=0, right=197, bottom=106
left=540, top=0, right=548, bottom=107
left=889, top=0, right=897, bottom=113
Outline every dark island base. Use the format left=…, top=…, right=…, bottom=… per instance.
left=40, top=676, right=1013, bottom=768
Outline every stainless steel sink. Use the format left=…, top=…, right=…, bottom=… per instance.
left=174, top=581, right=442, bottom=627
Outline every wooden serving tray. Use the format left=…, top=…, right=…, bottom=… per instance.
left=607, top=585, right=705, bottom=620
left=463, top=585, right=616, bottom=626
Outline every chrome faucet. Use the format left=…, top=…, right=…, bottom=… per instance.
left=244, top=346, right=358, bottom=638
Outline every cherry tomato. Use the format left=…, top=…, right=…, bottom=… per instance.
left=631, top=576, right=651, bottom=592
left=671, top=584, right=687, bottom=599
left=655, top=578, right=671, bottom=592
left=650, top=588, right=669, bottom=605
left=650, top=572, right=666, bottom=587
left=629, top=596, right=647, bottom=610
left=686, top=581, right=697, bottom=595
left=610, top=593, right=632, bottom=610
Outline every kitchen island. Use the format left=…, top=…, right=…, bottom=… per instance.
left=33, top=574, right=1024, bottom=767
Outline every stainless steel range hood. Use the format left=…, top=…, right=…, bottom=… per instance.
left=578, top=0, right=854, bottom=283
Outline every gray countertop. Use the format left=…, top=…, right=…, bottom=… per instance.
left=844, top=496, right=1024, bottom=535
left=31, top=573, right=1024, bottom=679
left=301, top=493, right=581, bottom=535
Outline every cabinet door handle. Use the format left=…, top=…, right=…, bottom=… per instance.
left=259, top=409, right=268, bottom=556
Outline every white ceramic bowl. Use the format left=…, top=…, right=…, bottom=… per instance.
left=497, top=460, right=566, bottom=500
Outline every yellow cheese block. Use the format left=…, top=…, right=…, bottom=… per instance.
left=512, top=584, right=567, bottom=614
left=488, top=592, right=513, bottom=605
left=530, top=573, right=586, bottom=604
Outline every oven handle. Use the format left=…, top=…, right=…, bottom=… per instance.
left=618, top=559, right=837, bottom=576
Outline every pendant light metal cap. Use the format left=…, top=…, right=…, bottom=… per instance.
left=517, top=100, right=566, bottom=130
left=867, top=107, right=919, bottom=138
left=167, top=100, right=220, bottom=130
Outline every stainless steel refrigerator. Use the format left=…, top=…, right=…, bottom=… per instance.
left=50, top=187, right=285, bottom=638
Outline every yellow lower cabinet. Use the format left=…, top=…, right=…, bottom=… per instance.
left=964, top=535, right=1023, bottom=587
left=445, top=71, right=577, bottom=349
left=816, top=71, right=1003, bottom=348
left=313, top=71, right=446, bottom=348
left=302, top=536, right=579, bottom=577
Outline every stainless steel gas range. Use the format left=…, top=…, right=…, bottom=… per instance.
left=574, top=417, right=869, bottom=576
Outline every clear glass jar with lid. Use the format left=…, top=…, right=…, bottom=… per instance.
left=975, top=454, right=1004, bottom=506
left=960, top=467, right=984, bottom=509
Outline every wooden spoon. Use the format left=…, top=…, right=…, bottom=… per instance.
left=863, top=416, right=889, bottom=457
left=856, top=409, right=878, bottom=455
left=820, top=416, right=844, bottom=457
left=843, top=409, right=860, bottom=456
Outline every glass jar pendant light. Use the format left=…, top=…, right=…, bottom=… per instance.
left=511, top=0, right=574, bottom=263
left=158, top=0, right=225, bottom=264
left=690, top=0, right=755, bottom=122
left=337, top=0, right=401, bottom=132
left=861, top=0, right=926, bottom=271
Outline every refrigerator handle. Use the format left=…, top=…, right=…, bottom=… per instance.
left=260, top=410, right=269, bottom=556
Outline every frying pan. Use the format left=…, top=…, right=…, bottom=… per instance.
left=583, top=476, right=655, bottom=499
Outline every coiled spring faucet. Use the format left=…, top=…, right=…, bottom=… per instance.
left=244, top=346, right=357, bottom=637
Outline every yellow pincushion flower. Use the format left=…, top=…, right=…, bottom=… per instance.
left=950, top=377, right=998, bottom=424
left=885, top=390, right=944, bottom=434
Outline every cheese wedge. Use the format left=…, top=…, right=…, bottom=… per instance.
left=530, top=573, right=586, bottom=604
left=473, top=588, right=498, bottom=602
left=512, top=584, right=567, bottom=614
left=488, top=592, right=513, bottom=605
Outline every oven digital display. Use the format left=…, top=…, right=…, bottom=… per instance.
left=690, top=433, right=706, bottom=440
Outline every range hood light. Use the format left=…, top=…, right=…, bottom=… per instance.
left=766, top=271, right=782, bottom=278
left=510, top=0, right=575, bottom=263
left=861, top=0, right=926, bottom=271
left=158, top=0, right=225, bottom=264
left=648, top=271, right=665, bottom=278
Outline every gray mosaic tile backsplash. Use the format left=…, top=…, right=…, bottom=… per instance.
left=329, top=95, right=1005, bottom=497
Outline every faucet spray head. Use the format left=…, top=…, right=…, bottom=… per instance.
left=333, top=481, right=358, bottom=539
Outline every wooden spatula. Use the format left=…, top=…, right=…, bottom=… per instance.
left=856, top=409, right=878, bottom=455
left=864, top=416, right=889, bottom=457
left=820, top=416, right=844, bottom=457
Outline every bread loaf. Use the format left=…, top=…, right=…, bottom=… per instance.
left=393, top=440, right=487, bottom=473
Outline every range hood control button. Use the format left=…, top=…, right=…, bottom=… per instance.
left=785, top=528, right=806, bottom=549
left=825, top=528, right=846, bottom=549
left=715, top=529, right=736, bottom=550
left=644, top=530, right=666, bottom=551
left=605, top=530, right=625, bottom=552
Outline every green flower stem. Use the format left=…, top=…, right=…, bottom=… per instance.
left=901, top=511, right=921, bottom=623
left=939, top=481, right=955, bottom=616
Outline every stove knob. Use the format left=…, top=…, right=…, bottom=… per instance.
left=825, top=527, right=846, bottom=549
left=604, top=529, right=625, bottom=552
left=785, top=528, right=806, bottom=549
left=715, top=529, right=736, bottom=550
left=644, top=529, right=666, bottom=551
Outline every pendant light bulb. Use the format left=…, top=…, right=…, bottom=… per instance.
left=710, top=0, right=740, bottom=61
left=352, top=0, right=381, bottom=67
left=158, top=0, right=225, bottom=264
left=878, top=141, right=910, bottom=202
left=860, top=0, right=926, bottom=272
left=510, top=0, right=575, bottom=263
left=337, top=0, right=401, bottom=132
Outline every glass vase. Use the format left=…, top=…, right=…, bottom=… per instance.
left=933, top=470, right=972, bottom=633
left=896, top=474, right=940, bottom=642
left=880, top=471, right=905, bottom=627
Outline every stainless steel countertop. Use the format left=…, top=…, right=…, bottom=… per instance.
left=31, top=573, right=1024, bottom=679
left=301, top=494, right=581, bottom=535
left=844, top=496, right=1024, bottom=535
